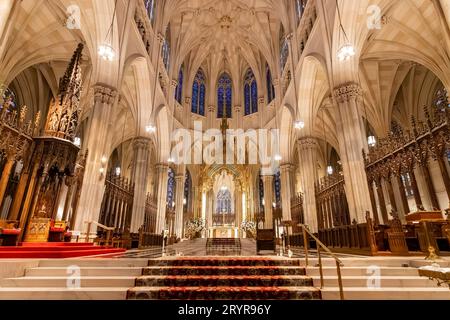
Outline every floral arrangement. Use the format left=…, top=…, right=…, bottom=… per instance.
left=185, top=218, right=205, bottom=239
left=241, top=220, right=256, bottom=238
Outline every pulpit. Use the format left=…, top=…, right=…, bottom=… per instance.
left=406, top=211, right=447, bottom=256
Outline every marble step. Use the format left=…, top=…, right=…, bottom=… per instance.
left=147, top=258, right=302, bottom=267
left=37, top=259, right=149, bottom=268
left=1, top=276, right=136, bottom=288
left=127, top=286, right=322, bottom=300
left=306, top=266, right=420, bottom=277
left=0, top=287, right=128, bottom=300
left=311, top=276, right=438, bottom=288
left=135, top=275, right=314, bottom=287
left=25, top=267, right=143, bottom=277
left=142, top=266, right=306, bottom=276
left=321, top=287, right=450, bottom=300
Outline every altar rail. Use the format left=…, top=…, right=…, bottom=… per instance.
left=364, top=106, right=450, bottom=223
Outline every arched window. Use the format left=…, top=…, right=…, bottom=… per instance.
left=144, top=0, right=157, bottom=26
left=175, top=67, right=183, bottom=104
left=0, top=87, right=17, bottom=112
left=192, top=69, right=206, bottom=116
left=266, top=64, right=275, bottom=103
left=216, top=189, right=232, bottom=214
left=244, top=69, right=258, bottom=115
left=296, top=0, right=308, bottom=25
left=217, top=73, right=232, bottom=118
left=162, top=27, right=170, bottom=71
left=274, top=170, right=281, bottom=207
left=184, top=171, right=191, bottom=210
left=166, top=168, right=175, bottom=208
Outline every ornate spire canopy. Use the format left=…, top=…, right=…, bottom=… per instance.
left=44, top=43, right=84, bottom=142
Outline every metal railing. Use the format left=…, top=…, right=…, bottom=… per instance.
left=84, top=221, right=115, bottom=244
left=298, top=223, right=345, bottom=300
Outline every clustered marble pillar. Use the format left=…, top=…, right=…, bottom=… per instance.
left=130, top=137, right=150, bottom=233
left=74, top=85, right=117, bottom=239
left=155, top=163, right=169, bottom=234
left=297, top=138, right=319, bottom=232
left=279, top=164, right=293, bottom=223
left=334, top=83, right=372, bottom=223
left=262, top=175, right=274, bottom=229
left=174, top=173, right=185, bottom=239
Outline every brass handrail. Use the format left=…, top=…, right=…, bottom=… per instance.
left=298, top=224, right=345, bottom=300
left=84, top=221, right=115, bottom=244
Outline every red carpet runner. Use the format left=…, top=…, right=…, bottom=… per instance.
left=127, top=257, right=322, bottom=300
left=0, top=243, right=125, bottom=258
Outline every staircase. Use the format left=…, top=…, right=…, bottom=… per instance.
left=127, top=257, right=321, bottom=300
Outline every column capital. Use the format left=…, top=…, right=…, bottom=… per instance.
left=175, top=174, right=185, bottom=182
left=156, top=163, right=169, bottom=172
left=297, top=137, right=319, bottom=150
left=185, top=97, right=191, bottom=104
left=171, top=79, right=178, bottom=88
left=157, top=33, right=165, bottom=44
left=280, top=163, right=294, bottom=171
left=234, top=105, right=241, bottom=113
left=333, top=82, right=362, bottom=104
left=94, top=84, right=118, bottom=104
left=132, top=137, right=151, bottom=150
left=208, top=105, right=215, bottom=113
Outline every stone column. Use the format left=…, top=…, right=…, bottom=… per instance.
left=280, top=163, right=293, bottom=224
left=297, top=138, right=319, bottom=232
left=155, top=163, right=169, bottom=234
left=262, top=175, right=274, bottom=229
left=333, top=83, right=372, bottom=223
left=74, top=85, right=117, bottom=239
left=174, top=171, right=186, bottom=239
left=130, top=138, right=150, bottom=233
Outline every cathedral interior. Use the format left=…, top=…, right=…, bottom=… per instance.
left=0, top=0, right=449, bottom=302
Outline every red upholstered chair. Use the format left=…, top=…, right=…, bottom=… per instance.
left=0, top=221, right=21, bottom=246
left=48, top=220, right=67, bottom=242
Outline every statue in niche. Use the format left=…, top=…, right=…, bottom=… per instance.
left=59, top=111, right=69, bottom=133
left=48, top=107, right=60, bottom=132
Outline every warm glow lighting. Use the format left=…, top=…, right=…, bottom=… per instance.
left=98, top=44, right=115, bottom=61
left=73, top=137, right=81, bottom=147
left=294, top=121, right=305, bottom=130
left=262, top=199, right=266, bottom=206
left=274, top=154, right=282, bottom=161
left=99, top=167, right=105, bottom=174
left=145, top=125, right=156, bottom=133
left=272, top=202, right=276, bottom=208
left=115, top=167, right=121, bottom=176
left=368, top=135, right=377, bottom=147
left=221, top=186, right=228, bottom=191
left=337, top=44, right=355, bottom=61
left=327, top=165, right=334, bottom=175
left=101, top=156, right=108, bottom=164
left=183, top=198, right=187, bottom=205
left=168, top=156, right=175, bottom=163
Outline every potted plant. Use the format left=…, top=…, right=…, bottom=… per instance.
left=241, top=220, right=256, bottom=239
left=185, top=218, right=205, bottom=239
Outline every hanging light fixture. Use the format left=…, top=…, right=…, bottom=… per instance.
left=73, top=137, right=81, bottom=147
left=98, top=0, right=118, bottom=61
left=294, top=120, right=305, bottom=130
left=327, top=165, right=334, bottom=175
left=115, top=167, right=121, bottom=176
left=368, top=135, right=377, bottom=147
left=145, top=124, right=156, bottom=133
left=335, top=0, right=355, bottom=62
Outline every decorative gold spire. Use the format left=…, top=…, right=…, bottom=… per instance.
left=44, top=43, right=84, bottom=142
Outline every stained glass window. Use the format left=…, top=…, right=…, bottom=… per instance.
left=259, top=173, right=264, bottom=211
left=401, top=173, right=414, bottom=198
left=184, top=171, right=191, bottom=209
left=280, top=38, right=289, bottom=71
left=244, top=69, right=258, bottom=115
left=216, top=189, right=232, bottom=214
left=296, top=0, right=308, bottom=25
left=274, top=170, right=281, bottom=206
left=266, top=64, right=275, bottom=103
left=0, top=87, right=17, bottom=113
left=166, top=168, right=175, bottom=207
left=144, top=0, right=156, bottom=26
left=192, top=69, right=206, bottom=116
left=217, top=73, right=232, bottom=118
left=175, top=67, right=183, bottom=104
